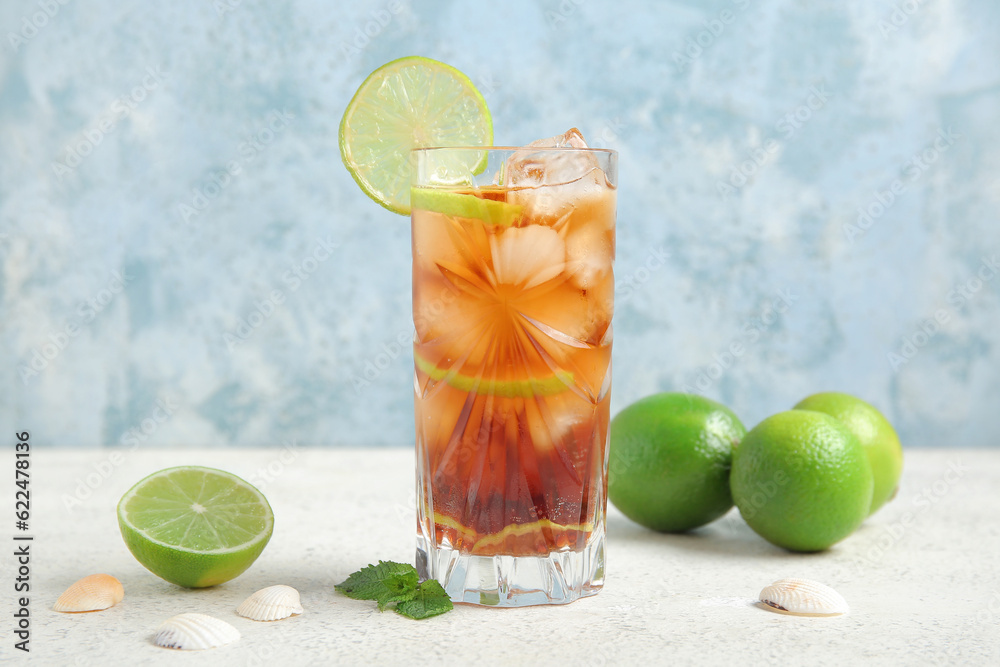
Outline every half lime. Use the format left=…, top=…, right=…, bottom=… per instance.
left=117, top=466, right=274, bottom=588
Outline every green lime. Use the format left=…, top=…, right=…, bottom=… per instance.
left=608, top=392, right=746, bottom=532
left=339, top=56, right=493, bottom=215
left=793, top=392, right=903, bottom=515
left=730, top=410, right=873, bottom=552
left=410, top=187, right=522, bottom=226
left=117, top=466, right=274, bottom=588
left=414, top=351, right=572, bottom=397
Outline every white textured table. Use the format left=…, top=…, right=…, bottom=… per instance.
left=4, top=448, right=998, bottom=666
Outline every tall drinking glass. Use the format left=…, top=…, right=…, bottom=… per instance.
left=411, top=146, right=617, bottom=606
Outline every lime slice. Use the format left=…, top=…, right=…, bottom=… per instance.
left=410, top=188, right=522, bottom=226
left=340, top=56, right=493, bottom=215
left=117, top=466, right=274, bottom=588
left=415, top=351, right=572, bottom=397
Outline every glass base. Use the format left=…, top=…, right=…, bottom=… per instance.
left=416, top=525, right=605, bottom=607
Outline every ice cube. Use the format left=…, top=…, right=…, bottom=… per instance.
left=502, top=128, right=602, bottom=188
left=524, top=391, right=600, bottom=459
left=490, top=225, right=566, bottom=289
left=504, top=129, right=608, bottom=225
left=565, top=216, right=614, bottom=290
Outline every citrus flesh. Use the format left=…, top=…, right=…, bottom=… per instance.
left=730, top=410, right=873, bottom=552
left=608, top=393, right=747, bottom=532
left=793, top=392, right=903, bottom=515
left=409, top=188, right=523, bottom=227
left=339, top=56, right=493, bottom=215
left=414, top=350, right=573, bottom=398
left=117, top=466, right=274, bottom=588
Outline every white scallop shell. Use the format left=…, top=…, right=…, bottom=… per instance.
left=236, top=585, right=304, bottom=621
left=153, top=613, right=240, bottom=650
left=759, top=578, right=849, bottom=616
left=53, top=574, right=124, bottom=612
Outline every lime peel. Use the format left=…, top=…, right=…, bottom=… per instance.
left=414, top=351, right=573, bottom=397
left=730, top=410, right=874, bottom=552
left=792, top=392, right=903, bottom=516
left=410, top=187, right=522, bottom=226
left=608, top=392, right=745, bottom=533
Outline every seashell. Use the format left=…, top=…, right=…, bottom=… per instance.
left=759, top=578, right=849, bottom=617
left=53, top=574, right=124, bottom=612
left=153, top=613, right=240, bottom=650
left=236, top=585, right=304, bottom=621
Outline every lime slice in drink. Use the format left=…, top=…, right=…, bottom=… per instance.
left=415, top=351, right=572, bottom=397
left=410, top=188, right=522, bottom=226
left=117, top=466, right=274, bottom=588
left=339, top=56, right=493, bottom=215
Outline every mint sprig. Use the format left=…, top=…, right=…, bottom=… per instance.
left=335, top=561, right=454, bottom=619
left=336, top=561, right=419, bottom=610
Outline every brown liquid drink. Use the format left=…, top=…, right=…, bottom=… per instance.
left=412, top=138, right=616, bottom=605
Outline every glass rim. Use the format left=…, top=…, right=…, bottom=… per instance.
left=411, top=145, right=617, bottom=156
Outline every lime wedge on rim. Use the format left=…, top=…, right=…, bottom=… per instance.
left=117, top=466, right=274, bottom=588
left=339, top=56, right=493, bottom=215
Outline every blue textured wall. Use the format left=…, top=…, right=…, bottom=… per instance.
left=2, top=0, right=998, bottom=448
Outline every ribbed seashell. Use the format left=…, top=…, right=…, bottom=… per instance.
left=53, top=574, right=124, bottom=612
left=759, top=578, right=849, bottom=616
left=236, top=585, right=303, bottom=621
left=153, top=613, right=240, bottom=650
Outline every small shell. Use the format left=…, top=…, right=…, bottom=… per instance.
left=53, top=574, right=124, bottom=613
left=153, top=613, right=240, bottom=650
left=759, top=578, right=849, bottom=616
left=236, top=585, right=303, bottom=621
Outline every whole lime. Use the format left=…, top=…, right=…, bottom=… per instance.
left=793, top=392, right=903, bottom=515
left=730, top=410, right=873, bottom=552
left=608, top=392, right=746, bottom=532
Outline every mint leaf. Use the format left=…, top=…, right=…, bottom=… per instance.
left=336, top=562, right=455, bottom=619
left=394, top=580, right=454, bottom=620
left=335, top=561, right=419, bottom=610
